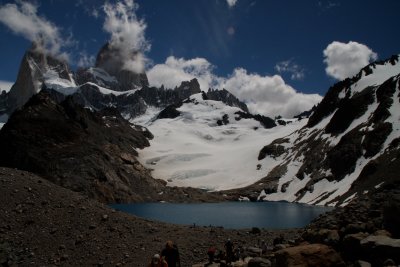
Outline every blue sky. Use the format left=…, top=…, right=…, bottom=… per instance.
left=0, top=0, right=399, bottom=117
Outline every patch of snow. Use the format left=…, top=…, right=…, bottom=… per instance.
left=238, top=196, right=250, bottom=201
left=351, top=58, right=400, bottom=96
left=87, top=67, right=118, bottom=83
left=84, top=82, right=139, bottom=96
left=43, top=69, right=78, bottom=95
left=0, top=113, right=8, bottom=129
left=374, top=182, right=384, bottom=189
left=340, top=193, right=357, bottom=207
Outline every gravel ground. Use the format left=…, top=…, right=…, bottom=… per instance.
left=0, top=167, right=300, bottom=266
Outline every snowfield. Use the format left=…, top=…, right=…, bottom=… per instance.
left=133, top=93, right=306, bottom=191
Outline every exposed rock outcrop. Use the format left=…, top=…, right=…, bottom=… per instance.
left=94, top=43, right=149, bottom=90
left=240, top=55, right=400, bottom=206
left=2, top=45, right=73, bottom=115
left=0, top=91, right=223, bottom=203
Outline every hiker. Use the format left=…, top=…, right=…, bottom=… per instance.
left=260, top=240, right=268, bottom=254
left=147, top=254, right=168, bottom=267
left=207, top=246, right=216, bottom=264
left=224, top=239, right=234, bottom=263
left=161, top=240, right=181, bottom=267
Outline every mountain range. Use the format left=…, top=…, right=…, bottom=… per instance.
left=0, top=44, right=399, bottom=207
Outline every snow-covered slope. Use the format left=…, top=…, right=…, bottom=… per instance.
left=252, top=55, right=400, bottom=206
left=133, top=93, right=305, bottom=191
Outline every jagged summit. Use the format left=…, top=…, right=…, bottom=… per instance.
left=93, top=43, right=149, bottom=90
left=0, top=45, right=256, bottom=124
left=3, top=46, right=74, bottom=115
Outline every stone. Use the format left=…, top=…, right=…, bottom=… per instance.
left=342, top=232, right=369, bottom=260
left=360, top=235, right=400, bottom=266
left=248, top=257, right=272, bottom=267
left=302, top=229, right=340, bottom=245
left=356, top=260, right=371, bottom=267
left=275, top=243, right=344, bottom=267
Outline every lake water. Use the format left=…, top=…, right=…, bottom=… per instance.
left=111, top=202, right=333, bottom=229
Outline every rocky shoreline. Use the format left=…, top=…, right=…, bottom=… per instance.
left=0, top=167, right=299, bottom=266
left=1, top=167, right=399, bottom=266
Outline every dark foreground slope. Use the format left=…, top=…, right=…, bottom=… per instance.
left=0, top=167, right=298, bottom=266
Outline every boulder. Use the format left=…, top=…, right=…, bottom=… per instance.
left=275, top=243, right=344, bottom=267
left=383, top=195, right=400, bottom=238
left=302, top=229, right=340, bottom=246
left=248, top=257, right=272, bottom=267
left=360, top=235, right=400, bottom=266
left=342, top=232, right=369, bottom=260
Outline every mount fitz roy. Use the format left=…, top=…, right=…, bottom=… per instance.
left=0, top=44, right=399, bottom=207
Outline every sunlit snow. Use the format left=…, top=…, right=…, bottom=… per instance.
left=133, top=93, right=306, bottom=191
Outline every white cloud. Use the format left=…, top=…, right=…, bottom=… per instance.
left=147, top=57, right=322, bottom=118
left=323, top=41, right=378, bottom=80
left=0, top=1, right=69, bottom=57
left=0, top=80, right=14, bottom=93
left=275, top=59, right=305, bottom=80
left=226, top=0, right=238, bottom=8
left=77, top=52, right=96, bottom=68
left=102, top=0, right=150, bottom=73
left=220, top=68, right=321, bottom=117
left=147, top=56, right=220, bottom=91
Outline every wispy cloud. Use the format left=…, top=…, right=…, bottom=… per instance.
left=318, top=1, right=340, bottom=11
left=275, top=59, right=306, bottom=81
left=0, top=1, right=72, bottom=59
left=323, top=41, right=378, bottom=80
left=77, top=52, right=96, bottom=68
left=147, top=56, right=321, bottom=118
left=102, top=0, right=150, bottom=73
left=226, top=0, right=238, bottom=8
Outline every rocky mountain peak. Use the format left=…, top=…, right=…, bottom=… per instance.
left=248, top=55, right=400, bottom=206
left=3, top=46, right=73, bottom=115
left=206, top=88, right=249, bottom=113
left=94, top=43, right=149, bottom=90
left=307, top=54, right=399, bottom=128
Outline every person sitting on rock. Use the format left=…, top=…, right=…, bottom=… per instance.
left=161, top=240, right=180, bottom=267
left=148, top=254, right=168, bottom=267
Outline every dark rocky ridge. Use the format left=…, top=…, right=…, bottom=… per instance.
left=0, top=91, right=224, bottom=203
left=225, top=55, right=400, bottom=206
left=206, top=88, right=249, bottom=113
left=308, top=55, right=399, bottom=128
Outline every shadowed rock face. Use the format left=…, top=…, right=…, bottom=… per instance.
left=3, top=46, right=72, bottom=115
left=94, top=43, right=149, bottom=90
left=0, top=90, right=159, bottom=203
left=0, top=90, right=225, bottom=203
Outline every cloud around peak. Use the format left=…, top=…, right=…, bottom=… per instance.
left=323, top=41, right=378, bottom=80
left=147, top=56, right=322, bottom=118
left=0, top=1, right=71, bottom=59
left=102, top=0, right=150, bottom=73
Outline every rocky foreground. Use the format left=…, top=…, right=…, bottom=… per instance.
left=0, top=167, right=299, bottom=266
left=1, top=166, right=400, bottom=266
